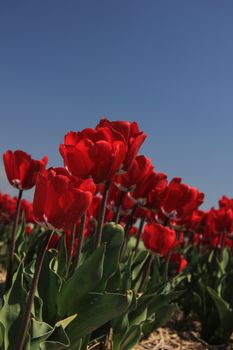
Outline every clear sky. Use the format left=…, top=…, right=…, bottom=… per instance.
left=0, top=0, right=232, bottom=209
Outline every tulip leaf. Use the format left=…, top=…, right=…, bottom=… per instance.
left=207, top=286, right=233, bottom=335
left=38, top=251, right=62, bottom=324
left=57, top=234, right=68, bottom=277
left=30, top=319, right=54, bottom=350
left=101, top=223, right=124, bottom=286
left=57, top=244, right=106, bottom=316
left=142, top=303, right=178, bottom=337
left=0, top=264, right=27, bottom=349
left=55, top=314, right=77, bottom=329
left=120, top=325, right=142, bottom=350
left=40, top=325, right=70, bottom=349
left=131, top=250, right=149, bottom=281
left=66, top=291, right=133, bottom=347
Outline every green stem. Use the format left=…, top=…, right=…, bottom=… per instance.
left=124, top=203, right=138, bottom=239
left=138, top=253, right=154, bottom=293
left=95, top=181, right=110, bottom=248
left=70, top=214, right=86, bottom=274
left=15, top=233, right=51, bottom=350
left=66, top=224, right=76, bottom=278
left=120, top=203, right=138, bottom=261
left=5, top=189, right=23, bottom=291
left=133, top=216, right=145, bottom=256
left=114, top=191, right=125, bottom=224
left=163, top=251, right=172, bottom=281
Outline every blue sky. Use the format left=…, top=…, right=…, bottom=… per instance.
left=0, top=0, right=232, bottom=209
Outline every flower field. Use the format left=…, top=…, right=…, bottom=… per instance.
left=0, top=118, right=233, bottom=350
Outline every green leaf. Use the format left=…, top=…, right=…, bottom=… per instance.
left=57, top=244, right=106, bottom=316
left=120, top=260, right=132, bottom=293
left=207, top=286, right=233, bottom=335
left=30, top=319, right=54, bottom=350
left=131, top=250, right=149, bottom=281
left=146, top=291, right=184, bottom=317
left=56, top=235, right=68, bottom=277
left=38, top=251, right=62, bottom=324
left=40, top=326, right=70, bottom=350
left=101, top=223, right=124, bottom=285
left=55, top=314, right=77, bottom=329
left=0, top=263, right=27, bottom=349
left=144, top=303, right=178, bottom=336
left=120, top=325, right=142, bottom=350
left=112, top=313, right=129, bottom=343
left=66, top=291, right=133, bottom=347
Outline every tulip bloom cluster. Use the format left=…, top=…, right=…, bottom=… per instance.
left=2, top=118, right=233, bottom=266
left=1, top=117, right=233, bottom=349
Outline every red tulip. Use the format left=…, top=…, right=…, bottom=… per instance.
left=0, top=192, right=17, bottom=224
left=142, top=222, right=176, bottom=256
left=115, top=155, right=154, bottom=192
left=144, top=172, right=168, bottom=210
left=60, top=127, right=127, bottom=183
left=160, top=177, right=204, bottom=220
left=219, top=195, right=233, bottom=209
left=3, top=150, right=48, bottom=190
left=33, top=168, right=95, bottom=230
left=97, top=118, right=147, bottom=171
left=170, top=252, right=188, bottom=273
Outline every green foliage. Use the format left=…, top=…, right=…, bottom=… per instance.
left=185, top=247, right=233, bottom=345
left=0, top=222, right=184, bottom=350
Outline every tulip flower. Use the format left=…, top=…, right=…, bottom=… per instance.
left=97, top=118, right=147, bottom=171
left=59, top=127, right=127, bottom=184
left=33, top=167, right=95, bottom=230
left=160, top=177, right=204, bottom=221
left=114, top=155, right=154, bottom=192
left=3, top=150, right=48, bottom=190
left=170, top=252, right=188, bottom=273
left=3, top=150, right=48, bottom=292
left=142, top=222, right=176, bottom=256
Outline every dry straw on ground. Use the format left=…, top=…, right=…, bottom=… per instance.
left=134, top=315, right=233, bottom=350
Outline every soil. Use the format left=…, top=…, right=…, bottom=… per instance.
left=134, top=314, right=233, bottom=350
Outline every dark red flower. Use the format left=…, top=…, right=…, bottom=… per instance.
left=129, top=170, right=167, bottom=208
left=204, top=206, right=233, bottom=236
left=97, top=118, right=147, bottom=171
left=170, top=252, right=188, bottom=273
left=144, top=172, right=168, bottom=210
left=59, top=127, right=127, bottom=183
left=218, top=195, right=233, bottom=209
left=215, top=207, right=233, bottom=234
left=33, top=168, right=95, bottom=230
left=0, top=193, right=17, bottom=224
left=142, top=222, right=176, bottom=256
left=3, top=150, right=48, bottom=190
left=160, top=177, right=204, bottom=220
left=183, top=209, right=206, bottom=232
left=114, top=155, right=154, bottom=192
left=128, top=226, right=138, bottom=236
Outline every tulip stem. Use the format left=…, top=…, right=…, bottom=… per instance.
left=66, top=224, right=76, bottom=278
left=133, top=216, right=145, bottom=256
left=124, top=203, right=138, bottom=239
left=96, top=181, right=110, bottom=248
left=71, top=214, right=86, bottom=274
left=138, top=253, right=154, bottom=293
left=163, top=251, right=172, bottom=281
left=114, top=191, right=125, bottom=224
left=15, top=233, right=51, bottom=350
left=120, top=203, right=138, bottom=261
left=5, top=188, right=23, bottom=292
